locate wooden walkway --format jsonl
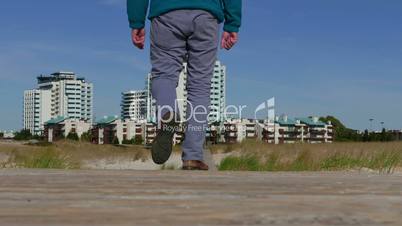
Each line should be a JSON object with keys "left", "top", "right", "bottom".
{"left": 0, "top": 169, "right": 401, "bottom": 226}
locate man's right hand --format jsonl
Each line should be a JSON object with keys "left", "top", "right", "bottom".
{"left": 132, "top": 28, "right": 146, "bottom": 49}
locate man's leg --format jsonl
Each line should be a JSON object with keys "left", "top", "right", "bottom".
{"left": 150, "top": 13, "right": 187, "bottom": 164}
{"left": 182, "top": 11, "right": 219, "bottom": 162}
{"left": 150, "top": 14, "right": 187, "bottom": 119}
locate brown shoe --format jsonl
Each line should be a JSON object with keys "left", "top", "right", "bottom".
{"left": 182, "top": 160, "right": 209, "bottom": 171}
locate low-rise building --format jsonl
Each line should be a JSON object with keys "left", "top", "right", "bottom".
{"left": 92, "top": 116, "right": 123, "bottom": 145}
{"left": 256, "top": 116, "right": 334, "bottom": 144}
{"left": 44, "top": 116, "right": 91, "bottom": 142}
{"left": 296, "top": 117, "right": 333, "bottom": 143}
{"left": 122, "top": 121, "right": 146, "bottom": 144}
{"left": 256, "top": 120, "right": 275, "bottom": 144}
{"left": 206, "top": 123, "right": 222, "bottom": 145}
{"left": 222, "top": 119, "right": 239, "bottom": 144}
{"left": 92, "top": 116, "right": 147, "bottom": 145}
{"left": 220, "top": 119, "right": 260, "bottom": 144}
{"left": 144, "top": 123, "right": 157, "bottom": 146}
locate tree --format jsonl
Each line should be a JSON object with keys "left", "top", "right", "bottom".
{"left": 14, "top": 129, "right": 33, "bottom": 141}
{"left": 320, "top": 116, "right": 362, "bottom": 142}
{"left": 0, "top": 132, "right": 4, "bottom": 138}
{"left": 66, "top": 132, "right": 79, "bottom": 141}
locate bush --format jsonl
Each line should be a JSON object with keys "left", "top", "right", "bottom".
{"left": 122, "top": 139, "right": 132, "bottom": 145}
{"left": 122, "top": 136, "right": 144, "bottom": 145}
{"left": 66, "top": 132, "right": 79, "bottom": 141}
{"left": 14, "top": 129, "right": 33, "bottom": 141}
{"left": 134, "top": 135, "right": 143, "bottom": 145}
{"left": 112, "top": 136, "right": 120, "bottom": 145}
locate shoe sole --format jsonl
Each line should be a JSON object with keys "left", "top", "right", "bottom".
{"left": 151, "top": 131, "right": 173, "bottom": 165}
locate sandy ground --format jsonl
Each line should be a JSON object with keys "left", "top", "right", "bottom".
{"left": 81, "top": 152, "right": 230, "bottom": 170}
{"left": 0, "top": 169, "right": 401, "bottom": 226}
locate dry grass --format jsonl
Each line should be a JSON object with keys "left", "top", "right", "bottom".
{"left": 2, "top": 139, "right": 402, "bottom": 172}
{"left": 217, "top": 140, "right": 402, "bottom": 173}
{"left": 0, "top": 140, "right": 150, "bottom": 169}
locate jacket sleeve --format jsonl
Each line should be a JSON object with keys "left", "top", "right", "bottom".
{"left": 222, "top": 0, "right": 242, "bottom": 33}
{"left": 127, "top": 0, "right": 149, "bottom": 29}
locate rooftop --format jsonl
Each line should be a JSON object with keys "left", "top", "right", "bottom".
{"left": 275, "top": 117, "right": 297, "bottom": 126}
{"left": 37, "top": 71, "right": 86, "bottom": 84}
{"left": 45, "top": 116, "right": 69, "bottom": 125}
{"left": 96, "top": 116, "right": 120, "bottom": 125}
{"left": 296, "top": 117, "right": 327, "bottom": 127}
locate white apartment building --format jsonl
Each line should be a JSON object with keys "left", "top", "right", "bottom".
{"left": 23, "top": 89, "right": 52, "bottom": 135}
{"left": 145, "top": 74, "right": 157, "bottom": 123}
{"left": 121, "top": 90, "right": 147, "bottom": 121}
{"left": 209, "top": 61, "right": 226, "bottom": 123}
{"left": 24, "top": 72, "right": 93, "bottom": 135}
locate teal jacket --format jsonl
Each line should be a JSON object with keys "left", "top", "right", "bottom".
{"left": 127, "top": 0, "right": 242, "bottom": 32}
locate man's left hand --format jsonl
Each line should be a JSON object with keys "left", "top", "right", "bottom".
{"left": 221, "top": 32, "right": 238, "bottom": 50}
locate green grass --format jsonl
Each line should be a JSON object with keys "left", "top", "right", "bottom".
{"left": 219, "top": 155, "right": 261, "bottom": 171}
{"left": 319, "top": 151, "right": 401, "bottom": 173}
{"left": 219, "top": 141, "right": 402, "bottom": 173}
{"left": 13, "top": 148, "right": 79, "bottom": 169}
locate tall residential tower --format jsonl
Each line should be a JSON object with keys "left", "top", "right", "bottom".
{"left": 23, "top": 72, "right": 93, "bottom": 135}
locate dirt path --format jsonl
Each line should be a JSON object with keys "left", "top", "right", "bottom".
{"left": 0, "top": 169, "right": 401, "bottom": 226}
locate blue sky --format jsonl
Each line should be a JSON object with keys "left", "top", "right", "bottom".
{"left": 0, "top": 0, "right": 401, "bottom": 131}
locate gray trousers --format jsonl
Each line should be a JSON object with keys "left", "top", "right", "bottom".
{"left": 150, "top": 10, "right": 219, "bottom": 161}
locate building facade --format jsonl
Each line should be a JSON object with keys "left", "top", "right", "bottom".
{"left": 92, "top": 116, "right": 146, "bottom": 145}
{"left": 44, "top": 116, "right": 91, "bottom": 142}
{"left": 121, "top": 90, "right": 148, "bottom": 121}
{"left": 24, "top": 72, "right": 93, "bottom": 135}
{"left": 209, "top": 61, "right": 226, "bottom": 123}
{"left": 255, "top": 116, "right": 334, "bottom": 144}
{"left": 23, "top": 89, "right": 52, "bottom": 135}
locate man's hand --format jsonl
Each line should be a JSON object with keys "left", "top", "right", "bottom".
{"left": 221, "top": 32, "right": 238, "bottom": 50}
{"left": 131, "top": 28, "right": 146, "bottom": 49}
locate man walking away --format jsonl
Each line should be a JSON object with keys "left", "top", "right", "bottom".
{"left": 127, "top": 0, "right": 242, "bottom": 170}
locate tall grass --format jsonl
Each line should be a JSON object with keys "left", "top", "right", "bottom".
{"left": 218, "top": 140, "right": 402, "bottom": 173}
{"left": 14, "top": 148, "right": 79, "bottom": 169}
{"left": 0, "top": 140, "right": 150, "bottom": 169}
